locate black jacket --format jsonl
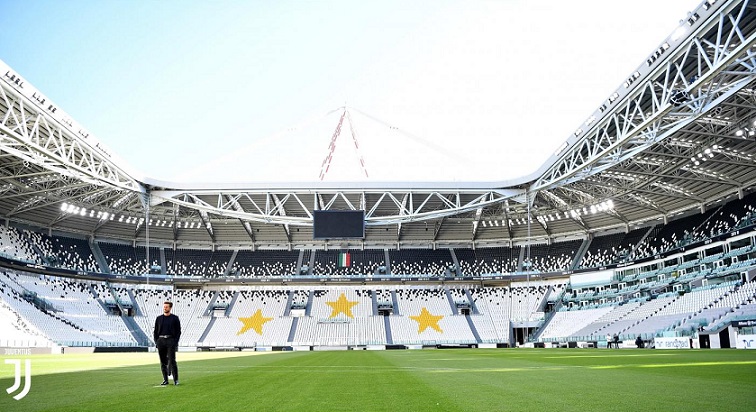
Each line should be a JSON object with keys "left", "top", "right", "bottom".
{"left": 153, "top": 313, "right": 181, "bottom": 344}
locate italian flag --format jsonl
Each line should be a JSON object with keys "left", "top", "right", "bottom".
{"left": 338, "top": 252, "right": 351, "bottom": 267}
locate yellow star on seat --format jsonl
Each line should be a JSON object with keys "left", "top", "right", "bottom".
{"left": 237, "top": 309, "right": 273, "bottom": 335}
{"left": 325, "top": 293, "right": 359, "bottom": 318}
{"left": 410, "top": 307, "right": 444, "bottom": 333}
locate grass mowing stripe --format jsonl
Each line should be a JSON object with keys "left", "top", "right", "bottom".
{"left": 0, "top": 349, "right": 754, "bottom": 411}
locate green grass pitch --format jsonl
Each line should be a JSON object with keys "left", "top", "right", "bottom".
{"left": 1, "top": 348, "right": 755, "bottom": 411}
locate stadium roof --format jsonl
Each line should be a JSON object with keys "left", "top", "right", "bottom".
{"left": 1, "top": 0, "right": 695, "bottom": 184}
{"left": 0, "top": 0, "right": 755, "bottom": 249}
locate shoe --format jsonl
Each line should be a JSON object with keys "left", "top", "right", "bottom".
{"left": 160, "top": 380, "right": 169, "bottom": 386}
{"left": 174, "top": 380, "right": 179, "bottom": 386}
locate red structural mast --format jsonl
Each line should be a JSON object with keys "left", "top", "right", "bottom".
{"left": 318, "top": 107, "right": 369, "bottom": 181}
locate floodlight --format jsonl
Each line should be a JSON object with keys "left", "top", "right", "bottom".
{"left": 671, "top": 25, "right": 687, "bottom": 42}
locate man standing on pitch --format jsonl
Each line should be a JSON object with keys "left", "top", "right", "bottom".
{"left": 154, "top": 301, "right": 181, "bottom": 385}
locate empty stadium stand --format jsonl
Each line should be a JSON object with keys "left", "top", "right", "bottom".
{"left": 1, "top": 190, "right": 755, "bottom": 350}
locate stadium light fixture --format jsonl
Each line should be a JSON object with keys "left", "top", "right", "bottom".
{"left": 686, "top": 13, "right": 699, "bottom": 26}
{"left": 671, "top": 25, "right": 687, "bottom": 41}
{"left": 703, "top": 0, "right": 716, "bottom": 11}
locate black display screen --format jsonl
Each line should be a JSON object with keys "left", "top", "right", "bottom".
{"left": 313, "top": 210, "right": 365, "bottom": 239}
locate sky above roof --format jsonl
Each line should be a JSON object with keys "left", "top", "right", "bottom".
{"left": 1, "top": 0, "right": 697, "bottom": 184}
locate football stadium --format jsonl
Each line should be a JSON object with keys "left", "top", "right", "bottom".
{"left": 1, "top": 0, "right": 756, "bottom": 411}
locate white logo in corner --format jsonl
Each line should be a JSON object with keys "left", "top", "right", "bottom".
{"left": 5, "top": 359, "right": 31, "bottom": 400}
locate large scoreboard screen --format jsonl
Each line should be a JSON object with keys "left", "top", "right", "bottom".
{"left": 313, "top": 210, "right": 365, "bottom": 239}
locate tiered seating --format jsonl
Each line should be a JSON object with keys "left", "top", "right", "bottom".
{"left": 294, "top": 316, "right": 386, "bottom": 346}
{"left": 230, "top": 250, "right": 298, "bottom": 277}
{"left": 205, "top": 250, "right": 233, "bottom": 277}
{"left": 130, "top": 287, "right": 213, "bottom": 345}
{"left": 291, "top": 289, "right": 309, "bottom": 308}
{"left": 632, "top": 209, "right": 717, "bottom": 259}
{"left": 710, "top": 281, "right": 756, "bottom": 310}
{"left": 0, "top": 275, "right": 53, "bottom": 347}
{"left": 0, "top": 226, "right": 41, "bottom": 263}
{"left": 447, "top": 288, "right": 469, "bottom": 308}
{"left": 1, "top": 218, "right": 755, "bottom": 350}
{"left": 291, "top": 288, "right": 385, "bottom": 344}
{"left": 134, "top": 245, "right": 161, "bottom": 273}
{"left": 706, "top": 303, "right": 756, "bottom": 332}
{"left": 468, "top": 288, "right": 511, "bottom": 342}
{"left": 373, "top": 289, "right": 392, "bottom": 306}
{"left": 467, "top": 313, "right": 502, "bottom": 343}
{"left": 203, "top": 289, "right": 293, "bottom": 346}
{"left": 566, "top": 301, "right": 644, "bottom": 340}
{"left": 527, "top": 240, "right": 582, "bottom": 272}
{"left": 0, "top": 272, "right": 108, "bottom": 345}
{"left": 167, "top": 248, "right": 215, "bottom": 276}
{"left": 537, "top": 306, "right": 615, "bottom": 341}
{"left": 698, "top": 192, "right": 756, "bottom": 238}
{"left": 580, "top": 228, "right": 647, "bottom": 269}
{"left": 552, "top": 285, "right": 739, "bottom": 340}
{"left": 389, "top": 287, "right": 474, "bottom": 344}
{"left": 390, "top": 249, "right": 454, "bottom": 275}
{"left": 389, "top": 313, "right": 475, "bottom": 345}
{"left": 455, "top": 246, "right": 520, "bottom": 275}
{"left": 681, "top": 281, "right": 756, "bottom": 333}
{"left": 98, "top": 242, "right": 159, "bottom": 275}
{"left": 12, "top": 274, "right": 135, "bottom": 344}
{"left": 395, "top": 288, "right": 454, "bottom": 316}
{"left": 310, "top": 288, "right": 375, "bottom": 318}
{"left": 311, "top": 249, "right": 385, "bottom": 276}
{"left": 510, "top": 285, "right": 551, "bottom": 321}
{"left": 24, "top": 232, "right": 98, "bottom": 272}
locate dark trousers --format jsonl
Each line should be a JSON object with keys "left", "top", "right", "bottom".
{"left": 157, "top": 337, "right": 178, "bottom": 381}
